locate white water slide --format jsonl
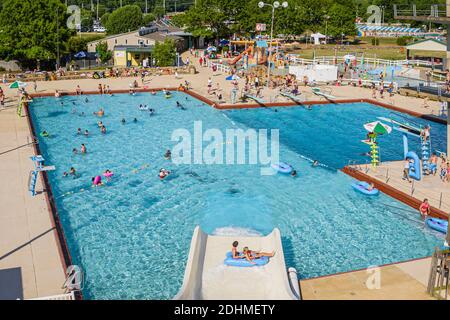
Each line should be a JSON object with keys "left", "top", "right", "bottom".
{"left": 174, "top": 227, "right": 301, "bottom": 300}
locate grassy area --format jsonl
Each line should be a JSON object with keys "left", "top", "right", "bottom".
{"left": 76, "top": 32, "right": 106, "bottom": 39}
{"left": 291, "top": 36, "right": 445, "bottom": 61}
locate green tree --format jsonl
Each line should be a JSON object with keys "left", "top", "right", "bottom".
{"left": 153, "top": 39, "right": 176, "bottom": 67}
{"left": 104, "top": 5, "right": 144, "bottom": 35}
{"left": 100, "top": 12, "right": 111, "bottom": 27}
{"left": 68, "top": 35, "right": 105, "bottom": 53}
{"left": 326, "top": 2, "right": 357, "bottom": 38}
{"left": 0, "top": 0, "right": 72, "bottom": 65}
{"left": 96, "top": 41, "right": 112, "bottom": 63}
{"left": 143, "top": 13, "right": 156, "bottom": 26}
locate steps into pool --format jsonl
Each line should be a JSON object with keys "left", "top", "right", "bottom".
{"left": 174, "top": 226, "right": 301, "bottom": 300}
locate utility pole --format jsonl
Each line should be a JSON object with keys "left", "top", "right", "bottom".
{"left": 96, "top": 0, "right": 99, "bottom": 21}
{"left": 56, "top": 7, "right": 60, "bottom": 70}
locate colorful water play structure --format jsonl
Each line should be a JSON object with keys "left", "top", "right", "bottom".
{"left": 378, "top": 115, "right": 432, "bottom": 178}
{"left": 362, "top": 121, "right": 392, "bottom": 168}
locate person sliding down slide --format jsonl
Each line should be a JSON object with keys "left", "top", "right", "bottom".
{"left": 242, "top": 247, "right": 275, "bottom": 265}
{"left": 159, "top": 169, "right": 171, "bottom": 180}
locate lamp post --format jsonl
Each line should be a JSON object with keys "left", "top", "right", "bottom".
{"left": 324, "top": 15, "right": 330, "bottom": 44}
{"left": 258, "top": 1, "right": 288, "bottom": 89}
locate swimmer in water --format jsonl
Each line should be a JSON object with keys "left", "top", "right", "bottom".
{"left": 159, "top": 168, "right": 171, "bottom": 180}
{"left": 92, "top": 176, "right": 103, "bottom": 187}
{"left": 84, "top": 129, "right": 89, "bottom": 137}
{"left": 93, "top": 108, "right": 104, "bottom": 117}
{"left": 164, "top": 150, "right": 172, "bottom": 160}
{"left": 85, "top": 98, "right": 89, "bottom": 103}
{"left": 121, "top": 118, "right": 126, "bottom": 124}
{"left": 80, "top": 112, "right": 85, "bottom": 117}
{"left": 101, "top": 126, "right": 107, "bottom": 134}
{"left": 63, "top": 172, "right": 69, "bottom": 177}
{"left": 98, "top": 121, "right": 103, "bottom": 127}
{"left": 104, "top": 169, "right": 113, "bottom": 181}
{"left": 70, "top": 167, "right": 76, "bottom": 176}
{"left": 291, "top": 170, "right": 297, "bottom": 177}
{"left": 149, "top": 109, "right": 155, "bottom": 116}
{"left": 72, "top": 148, "right": 78, "bottom": 155}
{"left": 81, "top": 144, "right": 86, "bottom": 154}
{"left": 312, "top": 160, "right": 319, "bottom": 167}
{"left": 133, "top": 118, "right": 138, "bottom": 123}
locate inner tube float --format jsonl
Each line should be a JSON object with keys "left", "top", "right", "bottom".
{"left": 426, "top": 218, "right": 448, "bottom": 234}
{"left": 103, "top": 172, "right": 114, "bottom": 178}
{"left": 40, "top": 132, "right": 49, "bottom": 138}
{"left": 352, "top": 181, "right": 379, "bottom": 196}
{"left": 93, "top": 175, "right": 103, "bottom": 186}
{"left": 139, "top": 106, "right": 149, "bottom": 111}
{"left": 224, "top": 252, "right": 270, "bottom": 268}
{"left": 271, "top": 162, "right": 293, "bottom": 174}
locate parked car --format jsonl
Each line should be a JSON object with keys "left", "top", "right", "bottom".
{"left": 93, "top": 26, "right": 106, "bottom": 33}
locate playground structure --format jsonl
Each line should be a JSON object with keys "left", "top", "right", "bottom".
{"left": 228, "top": 40, "right": 285, "bottom": 69}
{"left": 378, "top": 115, "right": 432, "bottom": 179}
{"left": 29, "top": 155, "right": 55, "bottom": 196}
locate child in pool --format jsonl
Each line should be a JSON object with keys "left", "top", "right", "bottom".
{"left": 92, "top": 176, "right": 103, "bottom": 187}
{"left": 81, "top": 144, "right": 87, "bottom": 154}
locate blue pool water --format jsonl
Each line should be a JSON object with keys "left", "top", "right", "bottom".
{"left": 29, "top": 93, "right": 446, "bottom": 300}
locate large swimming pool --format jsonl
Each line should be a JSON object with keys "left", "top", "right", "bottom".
{"left": 29, "top": 92, "right": 446, "bottom": 300}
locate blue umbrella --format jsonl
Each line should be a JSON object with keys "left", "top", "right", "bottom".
{"left": 74, "top": 51, "right": 87, "bottom": 59}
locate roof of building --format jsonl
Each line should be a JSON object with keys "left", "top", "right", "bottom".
{"left": 87, "top": 20, "right": 188, "bottom": 46}
{"left": 406, "top": 39, "right": 447, "bottom": 52}
{"left": 114, "top": 45, "right": 154, "bottom": 52}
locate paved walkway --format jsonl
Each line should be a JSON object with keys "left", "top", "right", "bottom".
{"left": 0, "top": 105, "right": 66, "bottom": 299}
{"left": 352, "top": 161, "right": 450, "bottom": 214}
{"left": 301, "top": 258, "right": 436, "bottom": 300}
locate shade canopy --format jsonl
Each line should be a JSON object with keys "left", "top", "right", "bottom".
{"left": 364, "top": 121, "right": 392, "bottom": 135}
{"left": 9, "top": 81, "right": 27, "bottom": 89}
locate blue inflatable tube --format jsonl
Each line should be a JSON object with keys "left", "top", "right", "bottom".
{"left": 271, "top": 162, "right": 293, "bottom": 174}
{"left": 224, "top": 252, "right": 270, "bottom": 267}
{"left": 406, "top": 151, "right": 421, "bottom": 181}
{"left": 351, "top": 181, "right": 379, "bottom": 196}
{"left": 426, "top": 218, "right": 448, "bottom": 234}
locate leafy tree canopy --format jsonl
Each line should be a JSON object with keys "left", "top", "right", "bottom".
{"left": 104, "top": 5, "right": 144, "bottom": 35}
{"left": 0, "top": 0, "right": 73, "bottom": 63}
{"left": 153, "top": 39, "right": 176, "bottom": 66}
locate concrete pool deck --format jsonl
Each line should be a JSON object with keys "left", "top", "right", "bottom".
{"left": 346, "top": 161, "right": 450, "bottom": 216}
{"left": 300, "top": 257, "right": 436, "bottom": 300}
{"left": 0, "top": 59, "right": 448, "bottom": 299}
{"left": 0, "top": 105, "right": 67, "bottom": 299}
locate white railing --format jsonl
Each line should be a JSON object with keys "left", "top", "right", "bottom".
{"left": 207, "top": 60, "right": 231, "bottom": 74}
{"left": 28, "top": 292, "right": 76, "bottom": 300}
{"left": 287, "top": 55, "right": 437, "bottom": 68}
